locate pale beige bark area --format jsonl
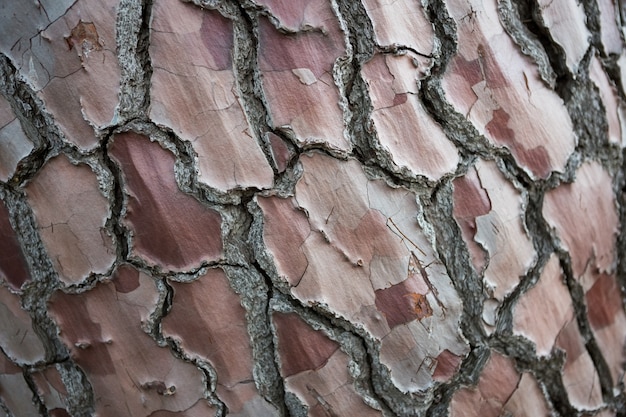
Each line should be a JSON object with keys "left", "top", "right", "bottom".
{"left": 0, "top": 0, "right": 625, "bottom": 416}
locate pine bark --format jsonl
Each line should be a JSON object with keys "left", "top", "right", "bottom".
{"left": 0, "top": 0, "right": 625, "bottom": 416}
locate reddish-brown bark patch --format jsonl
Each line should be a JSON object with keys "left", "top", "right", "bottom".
{"left": 485, "top": 109, "right": 550, "bottom": 177}
{"left": 476, "top": 44, "right": 509, "bottom": 88}
{"left": 448, "top": 56, "right": 483, "bottom": 88}
{"left": 583, "top": 270, "right": 626, "bottom": 387}
{"left": 163, "top": 269, "right": 253, "bottom": 386}
{"left": 332, "top": 209, "right": 406, "bottom": 268}
{"left": 452, "top": 168, "right": 492, "bottom": 218}
{"left": 48, "top": 289, "right": 116, "bottom": 376}
{"left": 273, "top": 311, "right": 339, "bottom": 378}
{"left": 0, "top": 200, "right": 30, "bottom": 290}
{"left": 65, "top": 21, "right": 103, "bottom": 61}
{"left": 109, "top": 132, "right": 223, "bottom": 271}
{"left": 556, "top": 314, "right": 585, "bottom": 364}
{"left": 586, "top": 273, "right": 621, "bottom": 329}
{"left": 432, "top": 350, "right": 463, "bottom": 382}
{"left": 258, "top": 16, "right": 342, "bottom": 78}
{"left": 485, "top": 108, "right": 514, "bottom": 142}
{"left": 257, "top": 196, "right": 310, "bottom": 285}
{"left": 375, "top": 279, "right": 431, "bottom": 328}
{"left": 267, "top": 132, "right": 293, "bottom": 173}
{"left": 392, "top": 93, "right": 408, "bottom": 106}
{"left": 198, "top": 11, "right": 233, "bottom": 70}
{"left": 112, "top": 264, "right": 140, "bottom": 294}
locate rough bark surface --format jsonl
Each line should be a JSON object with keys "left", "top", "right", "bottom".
{"left": 0, "top": 0, "right": 625, "bottom": 416}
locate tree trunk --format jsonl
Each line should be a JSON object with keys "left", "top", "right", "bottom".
{"left": 0, "top": 0, "right": 625, "bottom": 415}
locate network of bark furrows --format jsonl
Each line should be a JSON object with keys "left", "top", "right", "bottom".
{"left": 0, "top": 0, "right": 625, "bottom": 416}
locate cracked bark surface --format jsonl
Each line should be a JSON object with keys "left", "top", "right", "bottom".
{"left": 0, "top": 0, "right": 626, "bottom": 415}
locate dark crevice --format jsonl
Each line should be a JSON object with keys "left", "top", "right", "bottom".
{"left": 276, "top": 283, "right": 411, "bottom": 415}
{"left": 219, "top": 191, "right": 289, "bottom": 415}
{"left": 376, "top": 44, "right": 433, "bottom": 58}
{"left": 222, "top": 264, "right": 289, "bottom": 417}
{"left": 138, "top": 0, "right": 154, "bottom": 112}
{"left": 422, "top": 181, "right": 493, "bottom": 416}
{"left": 419, "top": 0, "right": 501, "bottom": 165}
{"left": 155, "top": 277, "right": 173, "bottom": 336}
{"left": 580, "top": 0, "right": 603, "bottom": 54}
{"left": 516, "top": 2, "right": 625, "bottom": 409}
{"left": 601, "top": 54, "right": 626, "bottom": 102}
{"left": 517, "top": 0, "right": 570, "bottom": 87}
{"left": 101, "top": 132, "right": 130, "bottom": 263}
{"left": 55, "top": 360, "right": 95, "bottom": 417}
{"left": 251, "top": 261, "right": 294, "bottom": 417}
{"left": 425, "top": 182, "right": 486, "bottom": 344}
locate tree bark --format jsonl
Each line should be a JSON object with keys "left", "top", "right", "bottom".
{"left": 0, "top": 0, "right": 625, "bottom": 415}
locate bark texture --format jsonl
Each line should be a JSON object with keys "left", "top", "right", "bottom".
{"left": 0, "top": 0, "right": 625, "bottom": 416}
